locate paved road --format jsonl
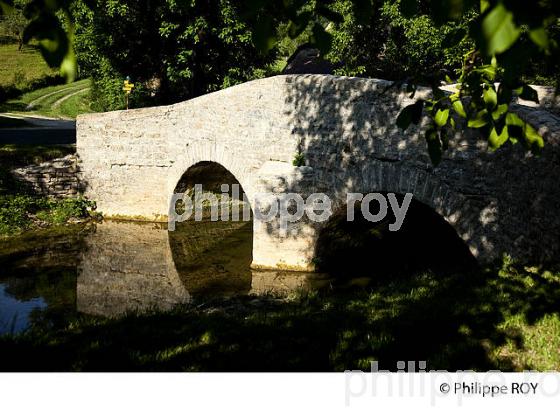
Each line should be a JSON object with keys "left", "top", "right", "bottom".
{"left": 0, "top": 115, "right": 76, "bottom": 145}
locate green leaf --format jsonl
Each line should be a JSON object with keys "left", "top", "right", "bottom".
{"left": 23, "top": 13, "right": 76, "bottom": 81}
{"left": 452, "top": 100, "right": 467, "bottom": 118}
{"left": 488, "top": 126, "right": 509, "bottom": 151}
{"left": 523, "top": 124, "right": 544, "bottom": 154}
{"left": 483, "top": 87, "right": 498, "bottom": 109}
{"left": 434, "top": 108, "right": 450, "bottom": 127}
{"left": 468, "top": 110, "right": 489, "bottom": 128}
{"left": 425, "top": 128, "right": 442, "bottom": 166}
{"left": 396, "top": 100, "right": 424, "bottom": 130}
{"left": 480, "top": 3, "right": 521, "bottom": 55}
{"left": 474, "top": 65, "right": 497, "bottom": 80}
{"left": 492, "top": 104, "right": 509, "bottom": 121}
{"left": 505, "top": 114, "right": 545, "bottom": 153}
{"left": 529, "top": 27, "right": 549, "bottom": 50}
{"left": 480, "top": 0, "right": 490, "bottom": 13}
{"left": 505, "top": 112, "right": 524, "bottom": 127}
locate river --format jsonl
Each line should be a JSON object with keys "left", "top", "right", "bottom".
{"left": 0, "top": 220, "right": 331, "bottom": 335}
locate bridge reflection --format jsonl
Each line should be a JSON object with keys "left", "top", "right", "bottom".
{"left": 77, "top": 221, "right": 328, "bottom": 318}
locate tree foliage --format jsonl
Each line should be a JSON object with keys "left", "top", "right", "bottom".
{"left": 395, "top": 0, "right": 558, "bottom": 164}
{"left": 240, "top": 0, "right": 559, "bottom": 163}
{"left": 325, "top": 0, "right": 474, "bottom": 81}
{"left": 70, "top": 0, "right": 273, "bottom": 110}
{"left": 243, "top": 0, "right": 558, "bottom": 164}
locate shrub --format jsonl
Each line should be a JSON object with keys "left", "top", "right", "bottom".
{"left": 0, "top": 195, "right": 95, "bottom": 236}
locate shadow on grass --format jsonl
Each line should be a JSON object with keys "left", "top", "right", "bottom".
{"left": 1, "top": 259, "right": 558, "bottom": 372}
{"left": 0, "top": 101, "right": 27, "bottom": 113}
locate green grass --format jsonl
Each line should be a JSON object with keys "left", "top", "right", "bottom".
{"left": 0, "top": 258, "right": 558, "bottom": 371}
{"left": 0, "top": 43, "right": 58, "bottom": 89}
{"left": 58, "top": 87, "right": 96, "bottom": 118}
{"left": 0, "top": 79, "right": 95, "bottom": 119}
{"left": 0, "top": 39, "right": 94, "bottom": 119}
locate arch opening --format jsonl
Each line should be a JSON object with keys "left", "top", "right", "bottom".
{"left": 314, "top": 193, "right": 477, "bottom": 282}
{"left": 169, "top": 161, "right": 254, "bottom": 298}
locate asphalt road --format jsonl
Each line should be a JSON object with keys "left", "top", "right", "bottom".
{"left": 0, "top": 115, "right": 76, "bottom": 145}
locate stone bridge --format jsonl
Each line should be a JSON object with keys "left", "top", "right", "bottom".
{"left": 77, "top": 75, "right": 560, "bottom": 270}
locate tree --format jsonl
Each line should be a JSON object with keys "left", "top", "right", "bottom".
{"left": 70, "top": 0, "right": 274, "bottom": 110}
{"left": 325, "top": 0, "right": 474, "bottom": 81}
{"left": 394, "top": 0, "right": 558, "bottom": 164}
{"left": 0, "top": 0, "right": 26, "bottom": 50}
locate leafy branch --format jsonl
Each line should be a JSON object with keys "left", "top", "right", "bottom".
{"left": 1, "top": 0, "right": 77, "bottom": 81}
{"left": 396, "top": 0, "right": 557, "bottom": 164}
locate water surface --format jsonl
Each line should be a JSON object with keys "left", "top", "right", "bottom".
{"left": 0, "top": 220, "right": 328, "bottom": 335}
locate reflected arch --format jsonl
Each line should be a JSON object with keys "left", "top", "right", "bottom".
{"left": 167, "top": 159, "right": 254, "bottom": 297}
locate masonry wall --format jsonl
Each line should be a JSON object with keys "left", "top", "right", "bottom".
{"left": 11, "top": 155, "right": 84, "bottom": 198}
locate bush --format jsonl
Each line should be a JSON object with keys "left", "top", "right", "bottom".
{"left": 36, "top": 197, "right": 96, "bottom": 225}
{"left": 0, "top": 195, "right": 95, "bottom": 236}
{"left": 0, "top": 195, "right": 39, "bottom": 235}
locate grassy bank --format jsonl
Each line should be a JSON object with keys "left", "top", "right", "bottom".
{"left": 0, "top": 259, "right": 558, "bottom": 371}
{"left": 0, "top": 43, "right": 58, "bottom": 89}
{"left": 1, "top": 79, "right": 94, "bottom": 119}
{"left": 0, "top": 195, "right": 96, "bottom": 236}
{"left": 0, "top": 43, "right": 64, "bottom": 104}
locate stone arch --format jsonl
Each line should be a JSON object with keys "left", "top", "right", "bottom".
{"left": 166, "top": 141, "right": 257, "bottom": 214}
{"left": 317, "top": 162, "right": 482, "bottom": 262}
{"left": 166, "top": 141, "right": 258, "bottom": 269}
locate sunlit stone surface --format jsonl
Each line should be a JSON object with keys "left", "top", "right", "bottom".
{"left": 78, "top": 75, "right": 560, "bottom": 267}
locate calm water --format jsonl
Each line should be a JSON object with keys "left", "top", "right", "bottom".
{"left": 0, "top": 220, "right": 329, "bottom": 335}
